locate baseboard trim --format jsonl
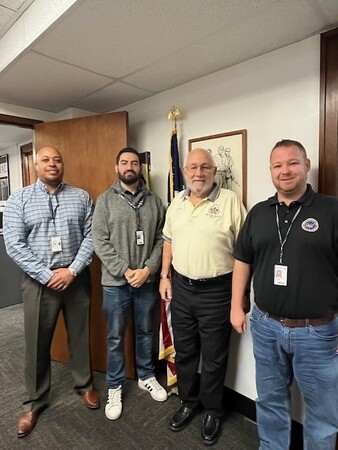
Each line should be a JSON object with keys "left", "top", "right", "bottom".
{"left": 223, "top": 386, "right": 304, "bottom": 450}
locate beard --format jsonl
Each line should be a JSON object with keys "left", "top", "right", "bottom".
{"left": 185, "top": 178, "right": 214, "bottom": 197}
{"left": 118, "top": 170, "right": 142, "bottom": 185}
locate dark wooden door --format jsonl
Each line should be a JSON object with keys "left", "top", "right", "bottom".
{"left": 34, "top": 112, "right": 136, "bottom": 377}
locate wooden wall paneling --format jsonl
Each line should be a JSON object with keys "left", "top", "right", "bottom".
{"left": 34, "top": 112, "right": 136, "bottom": 378}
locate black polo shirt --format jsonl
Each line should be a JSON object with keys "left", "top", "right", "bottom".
{"left": 234, "top": 185, "right": 338, "bottom": 318}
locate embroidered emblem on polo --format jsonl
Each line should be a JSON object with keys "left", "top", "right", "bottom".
{"left": 301, "top": 218, "right": 319, "bottom": 232}
{"left": 208, "top": 205, "right": 220, "bottom": 218}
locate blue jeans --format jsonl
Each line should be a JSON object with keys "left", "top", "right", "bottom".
{"left": 250, "top": 305, "right": 338, "bottom": 450}
{"left": 102, "top": 283, "right": 157, "bottom": 388}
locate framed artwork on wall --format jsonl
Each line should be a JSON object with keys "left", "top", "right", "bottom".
{"left": 188, "top": 129, "right": 247, "bottom": 206}
{"left": 0, "top": 154, "right": 10, "bottom": 206}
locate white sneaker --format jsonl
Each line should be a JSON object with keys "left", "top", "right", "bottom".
{"left": 138, "top": 377, "right": 168, "bottom": 402}
{"left": 105, "top": 386, "right": 122, "bottom": 420}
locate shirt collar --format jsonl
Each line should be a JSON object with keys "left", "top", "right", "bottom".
{"left": 183, "top": 182, "right": 220, "bottom": 202}
{"left": 36, "top": 178, "right": 64, "bottom": 194}
{"left": 113, "top": 178, "right": 146, "bottom": 195}
{"left": 268, "top": 184, "right": 316, "bottom": 207}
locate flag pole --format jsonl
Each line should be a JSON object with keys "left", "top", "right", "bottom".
{"left": 167, "top": 107, "right": 183, "bottom": 204}
{"left": 158, "top": 107, "right": 184, "bottom": 392}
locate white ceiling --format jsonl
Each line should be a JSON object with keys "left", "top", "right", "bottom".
{"left": 0, "top": 0, "right": 337, "bottom": 148}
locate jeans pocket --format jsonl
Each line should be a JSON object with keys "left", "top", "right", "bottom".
{"left": 250, "top": 305, "right": 265, "bottom": 324}
{"left": 309, "top": 318, "right": 338, "bottom": 341}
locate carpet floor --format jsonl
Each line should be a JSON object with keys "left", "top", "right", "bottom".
{"left": 0, "top": 303, "right": 259, "bottom": 449}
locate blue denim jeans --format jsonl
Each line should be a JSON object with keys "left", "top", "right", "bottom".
{"left": 102, "top": 282, "right": 157, "bottom": 388}
{"left": 250, "top": 305, "right": 338, "bottom": 450}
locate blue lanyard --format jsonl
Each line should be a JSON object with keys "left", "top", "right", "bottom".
{"left": 48, "top": 193, "right": 59, "bottom": 233}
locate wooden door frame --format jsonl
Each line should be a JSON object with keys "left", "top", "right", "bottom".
{"left": 319, "top": 27, "right": 338, "bottom": 195}
{"left": 20, "top": 142, "right": 35, "bottom": 186}
{"left": 318, "top": 25, "right": 338, "bottom": 450}
{"left": 0, "top": 113, "right": 42, "bottom": 129}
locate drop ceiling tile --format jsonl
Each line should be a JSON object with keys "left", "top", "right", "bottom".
{"left": 0, "top": 5, "right": 15, "bottom": 27}
{"left": 32, "top": 0, "right": 279, "bottom": 79}
{"left": 0, "top": 51, "right": 113, "bottom": 112}
{"left": 73, "top": 81, "right": 153, "bottom": 113}
{"left": 0, "top": 0, "right": 27, "bottom": 10}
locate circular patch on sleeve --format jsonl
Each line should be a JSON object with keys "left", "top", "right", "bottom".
{"left": 301, "top": 218, "right": 319, "bottom": 232}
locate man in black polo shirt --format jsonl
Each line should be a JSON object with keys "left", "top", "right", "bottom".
{"left": 231, "top": 139, "right": 338, "bottom": 450}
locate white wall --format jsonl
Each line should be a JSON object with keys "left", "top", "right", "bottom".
{"left": 122, "top": 35, "right": 320, "bottom": 421}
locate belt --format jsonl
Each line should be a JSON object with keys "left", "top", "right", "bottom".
{"left": 175, "top": 272, "right": 231, "bottom": 286}
{"left": 258, "top": 307, "right": 335, "bottom": 328}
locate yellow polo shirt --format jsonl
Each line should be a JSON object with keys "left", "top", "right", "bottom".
{"left": 163, "top": 185, "right": 247, "bottom": 279}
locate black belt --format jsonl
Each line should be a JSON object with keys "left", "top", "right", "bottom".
{"left": 175, "top": 272, "right": 231, "bottom": 286}
{"left": 258, "top": 307, "right": 336, "bottom": 328}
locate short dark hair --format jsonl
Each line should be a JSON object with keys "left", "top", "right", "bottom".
{"left": 116, "top": 147, "right": 140, "bottom": 164}
{"left": 271, "top": 139, "right": 307, "bottom": 159}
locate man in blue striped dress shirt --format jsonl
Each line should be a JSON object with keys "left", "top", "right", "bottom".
{"left": 3, "top": 146, "right": 100, "bottom": 438}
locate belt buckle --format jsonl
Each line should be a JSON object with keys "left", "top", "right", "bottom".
{"left": 280, "top": 317, "right": 286, "bottom": 326}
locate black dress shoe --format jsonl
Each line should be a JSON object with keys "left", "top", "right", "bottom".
{"left": 170, "top": 405, "right": 197, "bottom": 431}
{"left": 201, "top": 414, "right": 222, "bottom": 446}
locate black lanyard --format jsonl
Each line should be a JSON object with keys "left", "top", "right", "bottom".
{"left": 119, "top": 194, "right": 144, "bottom": 230}
{"left": 275, "top": 204, "right": 302, "bottom": 264}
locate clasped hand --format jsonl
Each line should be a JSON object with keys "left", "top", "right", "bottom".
{"left": 125, "top": 267, "right": 150, "bottom": 288}
{"left": 47, "top": 268, "right": 75, "bottom": 291}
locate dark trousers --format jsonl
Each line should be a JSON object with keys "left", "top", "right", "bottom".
{"left": 171, "top": 273, "right": 232, "bottom": 417}
{"left": 21, "top": 269, "right": 93, "bottom": 412}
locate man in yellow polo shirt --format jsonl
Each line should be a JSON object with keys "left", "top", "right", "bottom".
{"left": 160, "top": 148, "right": 246, "bottom": 446}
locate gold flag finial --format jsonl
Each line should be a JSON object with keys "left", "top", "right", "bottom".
{"left": 168, "top": 107, "right": 180, "bottom": 121}
{"left": 168, "top": 107, "right": 180, "bottom": 133}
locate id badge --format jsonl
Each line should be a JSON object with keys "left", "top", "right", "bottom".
{"left": 51, "top": 236, "right": 62, "bottom": 253}
{"left": 274, "top": 264, "right": 287, "bottom": 286}
{"left": 136, "top": 230, "right": 144, "bottom": 246}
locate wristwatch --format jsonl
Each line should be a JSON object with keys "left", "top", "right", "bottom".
{"left": 160, "top": 274, "right": 169, "bottom": 279}
{"left": 68, "top": 268, "right": 78, "bottom": 277}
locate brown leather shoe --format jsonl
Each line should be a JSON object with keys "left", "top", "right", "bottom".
{"left": 81, "top": 390, "right": 100, "bottom": 409}
{"left": 17, "top": 411, "right": 38, "bottom": 438}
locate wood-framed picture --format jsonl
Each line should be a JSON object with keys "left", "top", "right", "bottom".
{"left": 188, "top": 129, "right": 247, "bottom": 206}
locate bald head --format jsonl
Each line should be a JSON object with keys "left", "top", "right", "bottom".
{"left": 184, "top": 148, "right": 215, "bottom": 167}
{"left": 35, "top": 146, "right": 62, "bottom": 161}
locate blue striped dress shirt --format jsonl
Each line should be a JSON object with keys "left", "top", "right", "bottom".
{"left": 3, "top": 179, "right": 94, "bottom": 284}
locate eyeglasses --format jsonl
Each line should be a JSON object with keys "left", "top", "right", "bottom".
{"left": 185, "top": 165, "right": 214, "bottom": 174}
